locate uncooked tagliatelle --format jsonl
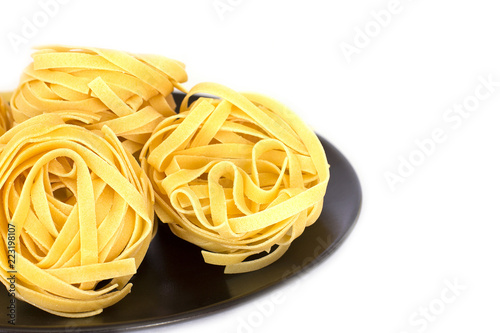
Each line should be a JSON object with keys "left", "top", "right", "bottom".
{"left": 0, "top": 113, "right": 155, "bottom": 317}
{"left": 0, "top": 94, "right": 11, "bottom": 135}
{"left": 10, "top": 45, "right": 188, "bottom": 153}
{"left": 141, "top": 82, "right": 330, "bottom": 273}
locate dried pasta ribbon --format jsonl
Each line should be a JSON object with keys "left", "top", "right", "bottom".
{"left": 10, "top": 45, "right": 188, "bottom": 153}
{"left": 141, "top": 82, "right": 330, "bottom": 273}
{"left": 0, "top": 94, "right": 12, "bottom": 135}
{"left": 0, "top": 113, "right": 155, "bottom": 317}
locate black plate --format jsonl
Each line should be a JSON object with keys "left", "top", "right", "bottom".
{"left": 0, "top": 93, "right": 362, "bottom": 332}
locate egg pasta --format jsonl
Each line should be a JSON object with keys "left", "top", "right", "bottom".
{"left": 141, "top": 82, "right": 329, "bottom": 273}
{"left": 0, "top": 113, "right": 155, "bottom": 317}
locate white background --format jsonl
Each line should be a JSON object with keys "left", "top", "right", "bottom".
{"left": 1, "top": 0, "right": 500, "bottom": 332}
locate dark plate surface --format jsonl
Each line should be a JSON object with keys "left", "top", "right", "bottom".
{"left": 0, "top": 93, "right": 362, "bottom": 332}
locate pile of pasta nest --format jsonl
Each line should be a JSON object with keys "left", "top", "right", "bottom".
{"left": 0, "top": 46, "right": 330, "bottom": 318}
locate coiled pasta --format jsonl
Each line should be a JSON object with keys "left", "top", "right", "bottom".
{"left": 10, "top": 45, "right": 188, "bottom": 153}
{"left": 141, "top": 82, "right": 330, "bottom": 273}
{"left": 0, "top": 113, "right": 155, "bottom": 317}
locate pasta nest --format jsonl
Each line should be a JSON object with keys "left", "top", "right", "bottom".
{"left": 0, "top": 113, "right": 155, "bottom": 317}
{"left": 141, "top": 82, "right": 330, "bottom": 273}
{"left": 10, "top": 45, "right": 188, "bottom": 153}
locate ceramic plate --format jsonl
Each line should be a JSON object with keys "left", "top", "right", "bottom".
{"left": 0, "top": 93, "right": 362, "bottom": 332}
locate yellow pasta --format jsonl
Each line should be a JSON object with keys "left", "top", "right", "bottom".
{"left": 0, "top": 113, "right": 155, "bottom": 317}
{"left": 141, "top": 82, "right": 330, "bottom": 273}
{"left": 0, "top": 94, "right": 12, "bottom": 135}
{"left": 10, "top": 45, "right": 188, "bottom": 153}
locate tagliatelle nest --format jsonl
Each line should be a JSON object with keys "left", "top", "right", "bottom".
{"left": 0, "top": 113, "right": 154, "bottom": 317}
{"left": 141, "top": 82, "right": 330, "bottom": 273}
{"left": 10, "top": 45, "right": 188, "bottom": 153}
